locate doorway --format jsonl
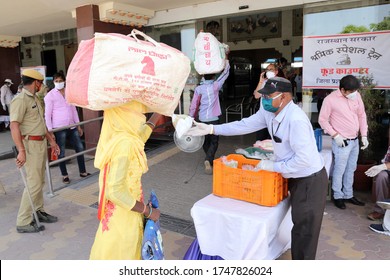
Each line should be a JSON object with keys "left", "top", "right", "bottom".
{"left": 41, "top": 49, "right": 57, "bottom": 77}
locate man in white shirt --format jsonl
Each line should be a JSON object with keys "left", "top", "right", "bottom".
{"left": 187, "top": 77, "right": 328, "bottom": 260}
{"left": 1, "top": 79, "right": 14, "bottom": 112}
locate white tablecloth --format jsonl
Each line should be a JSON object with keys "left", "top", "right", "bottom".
{"left": 0, "top": 115, "right": 10, "bottom": 127}
{"left": 320, "top": 134, "right": 334, "bottom": 177}
{"left": 191, "top": 194, "right": 293, "bottom": 260}
{"left": 321, "top": 149, "right": 332, "bottom": 177}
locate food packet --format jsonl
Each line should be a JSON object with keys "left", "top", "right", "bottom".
{"left": 253, "top": 139, "right": 273, "bottom": 152}
{"left": 242, "top": 164, "right": 256, "bottom": 171}
{"left": 221, "top": 156, "right": 238, "bottom": 168}
{"left": 171, "top": 114, "right": 193, "bottom": 138}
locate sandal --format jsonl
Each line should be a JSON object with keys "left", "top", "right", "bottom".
{"left": 80, "top": 172, "right": 91, "bottom": 178}
{"left": 62, "top": 176, "right": 70, "bottom": 184}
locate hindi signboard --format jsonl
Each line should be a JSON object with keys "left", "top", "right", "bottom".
{"left": 303, "top": 31, "right": 390, "bottom": 89}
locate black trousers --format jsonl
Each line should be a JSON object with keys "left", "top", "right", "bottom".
{"left": 288, "top": 167, "right": 328, "bottom": 260}
{"left": 202, "top": 120, "right": 219, "bottom": 164}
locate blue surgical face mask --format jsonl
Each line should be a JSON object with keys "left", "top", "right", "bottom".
{"left": 262, "top": 93, "right": 282, "bottom": 113}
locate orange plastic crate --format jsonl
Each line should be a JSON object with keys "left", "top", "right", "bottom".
{"left": 213, "top": 154, "right": 288, "bottom": 206}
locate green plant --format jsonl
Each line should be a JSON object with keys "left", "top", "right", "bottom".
{"left": 358, "top": 75, "right": 386, "bottom": 163}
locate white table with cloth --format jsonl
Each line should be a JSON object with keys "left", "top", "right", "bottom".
{"left": 190, "top": 194, "right": 292, "bottom": 260}
{"left": 186, "top": 135, "right": 333, "bottom": 260}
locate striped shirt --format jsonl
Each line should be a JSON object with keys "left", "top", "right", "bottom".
{"left": 318, "top": 89, "right": 368, "bottom": 138}
{"left": 214, "top": 101, "right": 324, "bottom": 179}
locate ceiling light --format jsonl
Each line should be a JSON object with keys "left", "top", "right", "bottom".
{"left": 98, "top": 1, "right": 154, "bottom": 27}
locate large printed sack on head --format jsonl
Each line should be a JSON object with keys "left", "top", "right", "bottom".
{"left": 66, "top": 30, "right": 191, "bottom": 116}
{"left": 193, "top": 32, "right": 226, "bottom": 75}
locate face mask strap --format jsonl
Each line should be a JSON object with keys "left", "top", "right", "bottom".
{"left": 271, "top": 92, "right": 283, "bottom": 100}
{"left": 35, "top": 80, "right": 41, "bottom": 93}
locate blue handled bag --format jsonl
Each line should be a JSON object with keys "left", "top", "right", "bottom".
{"left": 141, "top": 191, "right": 164, "bottom": 260}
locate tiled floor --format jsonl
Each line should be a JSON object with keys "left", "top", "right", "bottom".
{"left": 278, "top": 190, "right": 390, "bottom": 260}
{"left": 0, "top": 130, "right": 389, "bottom": 260}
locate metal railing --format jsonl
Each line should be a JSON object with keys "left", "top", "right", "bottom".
{"left": 46, "top": 116, "right": 103, "bottom": 197}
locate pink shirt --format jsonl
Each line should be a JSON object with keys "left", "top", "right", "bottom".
{"left": 44, "top": 88, "right": 80, "bottom": 131}
{"left": 319, "top": 89, "right": 368, "bottom": 139}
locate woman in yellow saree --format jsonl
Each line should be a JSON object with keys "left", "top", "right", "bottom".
{"left": 90, "top": 101, "right": 161, "bottom": 260}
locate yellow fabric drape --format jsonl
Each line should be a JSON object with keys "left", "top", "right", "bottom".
{"left": 94, "top": 101, "right": 151, "bottom": 171}
{"left": 90, "top": 101, "right": 153, "bottom": 260}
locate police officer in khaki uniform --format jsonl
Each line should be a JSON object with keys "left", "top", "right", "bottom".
{"left": 10, "top": 69, "right": 60, "bottom": 233}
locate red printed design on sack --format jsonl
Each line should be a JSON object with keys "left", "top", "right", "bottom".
{"left": 202, "top": 35, "right": 212, "bottom": 68}
{"left": 204, "top": 41, "right": 210, "bottom": 51}
{"left": 141, "top": 56, "right": 155, "bottom": 76}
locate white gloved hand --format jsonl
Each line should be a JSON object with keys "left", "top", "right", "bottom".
{"left": 256, "top": 159, "right": 275, "bottom": 172}
{"left": 361, "top": 136, "right": 369, "bottom": 150}
{"left": 2, "top": 105, "right": 6, "bottom": 111}
{"left": 365, "top": 163, "right": 387, "bottom": 177}
{"left": 185, "top": 121, "right": 213, "bottom": 136}
{"left": 333, "top": 134, "right": 345, "bottom": 147}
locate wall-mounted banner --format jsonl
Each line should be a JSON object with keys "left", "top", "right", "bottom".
{"left": 303, "top": 31, "right": 390, "bottom": 89}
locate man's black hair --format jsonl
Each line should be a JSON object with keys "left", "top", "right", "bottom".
{"left": 206, "top": 20, "right": 220, "bottom": 30}
{"left": 21, "top": 75, "right": 36, "bottom": 86}
{"left": 277, "top": 57, "right": 287, "bottom": 65}
{"left": 53, "top": 70, "right": 66, "bottom": 81}
{"left": 339, "top": 75, "right": 360, "bottom": 91}
{"left": 204, "top": 74, "right": 215, "bottom": 81}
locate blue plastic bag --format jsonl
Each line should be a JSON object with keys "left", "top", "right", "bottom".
{"left": 141, "top": 190, "right": 164, "bottom": 260}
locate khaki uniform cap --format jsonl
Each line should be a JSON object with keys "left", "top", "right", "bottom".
{"left": 22, "top": 69, "right": 44, "bottom": 81}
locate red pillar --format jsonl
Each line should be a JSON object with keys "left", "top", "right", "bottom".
{"left": 75, "top": 5, "right": 134, "bottom": 151}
